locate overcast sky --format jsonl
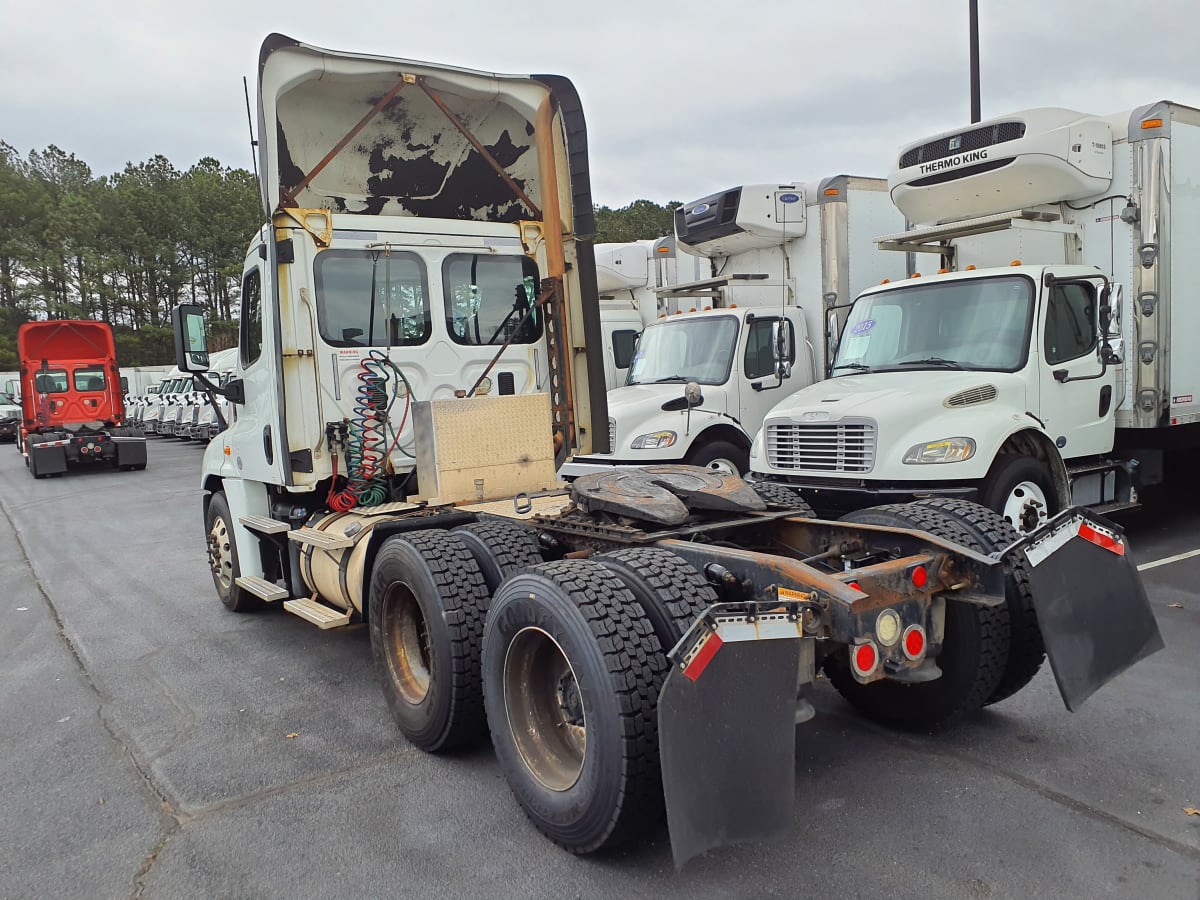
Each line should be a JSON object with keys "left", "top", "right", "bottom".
{"left": 2, "top": 0, "right": 1196, "bottom": 207}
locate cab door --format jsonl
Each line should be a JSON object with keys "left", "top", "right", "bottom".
{"left": 737, "top": 311, "right": 801, "bottom": 437}
{"left": 225, "top": 242, "right": 289, "bottom": 486}
{"left": 1037, "top": 277, "right": 1116, "bottom": 459}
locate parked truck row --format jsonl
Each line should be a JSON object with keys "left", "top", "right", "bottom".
{"left": 170, "top": 34, "right": 1164, "bottom": 867}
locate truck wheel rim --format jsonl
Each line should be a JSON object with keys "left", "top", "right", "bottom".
{"left": 705, "top": 457, "right": 740, "bottom": 477}
{"left": 1003, "top": 480, "right": 1049, "bottom": 532}
{"left": 503, "top": 627, "right": 586, "bottom": 792}
{"left": 381, "top": 583, "right": 431, "bottom": 704}
{"left": 207, "top": 518, "right": 234, "bottom": 590}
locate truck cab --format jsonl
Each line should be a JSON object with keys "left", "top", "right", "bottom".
{"left": 17, "top": 320, "right": 147, "bottom": 476}
{"left": 568, "top": 305, "right": 806, "bottom": 475}
{"left": 753, "top": 103, "right": 1200, "bottom": 529}
{"left": 754, "top": 264, "right": 1115, "bottom": 529}
{"left": 0, "top": 381, "right": 19, "bottom": 443}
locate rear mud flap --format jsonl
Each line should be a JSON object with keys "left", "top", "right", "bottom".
{"left": 658, "top": 637, "right": 800, "bottom": 868}
{"left": 1014, "top": 512, "right": 1164, "bottom": 711}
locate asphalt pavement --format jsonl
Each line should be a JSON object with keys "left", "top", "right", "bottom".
{"left": 1, "top": 436, "right": 1197, "bottom": 899}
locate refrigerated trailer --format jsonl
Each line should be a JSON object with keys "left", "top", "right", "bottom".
{"left": 752, "top": 103, "right": 1200, "bottom": 530}
{"left": 174, "top": 36, "right": 1163, "bottom": 867}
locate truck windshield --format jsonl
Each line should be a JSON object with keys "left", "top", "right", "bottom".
{"left": 834, "top": 275, "right": 1033, "bottom": 374}
{"left": 626, "top": 316, "right": 739, "bottom": 386}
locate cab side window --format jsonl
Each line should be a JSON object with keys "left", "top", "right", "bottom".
{"left": 744, "top": 317, "right": 794, "bottom": 380}
{"left": 240, "top": 268, "right": 263, "bottom": 367}
{"left": 1045, "top": 283, "right": 1097, "bottom": 365}
{"left": 612, "top": 330, "right": 638, "bottom": 370}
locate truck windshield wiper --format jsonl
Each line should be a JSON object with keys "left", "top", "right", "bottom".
{"left": 652, "top": 375, "right": 690, "bottom": 383}
{"left": 831, "top": 362, "right": 871, "bottom": 372}
{"left": 896, "top": 357, "right": 964, "bottom": 369}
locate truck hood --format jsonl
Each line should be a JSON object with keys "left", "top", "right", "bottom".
{"left": 258, "top": 34, "right": 561, "bottom": 221}
{"left": 0, "top": 402, "right": 20, "bottom": 420}
{"left": 756, "top": 370, "right": 1030, "bottom": 479}
{"left": 605, "top": 383, "right": 731, "bottom": 454}
{"left": 765, "top": 370, "right": 1026, "bottom": 422}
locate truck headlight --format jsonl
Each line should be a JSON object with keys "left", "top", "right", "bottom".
{"left": 631, "top": 430, "right": 677, "bottom": 450}
{"left": 903, "top": 437, "right": 975, "bottom": 464}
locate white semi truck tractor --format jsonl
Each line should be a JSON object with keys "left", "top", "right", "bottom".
{"left": 562, "top": 178, "right": 906, "bottom": 477}
{"left": 752, "top": 103, "right": 1200, "bottom": 531}
{"left": 173, "top": 37, "right": 1163, "bottom": 867}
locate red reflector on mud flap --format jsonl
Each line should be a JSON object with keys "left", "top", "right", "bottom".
{"left": 1078, "top": 522, "right": 1124, "bottom": 556}
{"left": 682, "top": 631, "right": 724, "bottom": 682}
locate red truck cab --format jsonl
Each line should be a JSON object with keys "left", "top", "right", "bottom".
{"left": 18, "top": 320, "right": 148, "bottom": 478}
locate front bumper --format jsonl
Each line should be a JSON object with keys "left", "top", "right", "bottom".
{"left": 754, "top": 474, "right": 979, "bottom": 516}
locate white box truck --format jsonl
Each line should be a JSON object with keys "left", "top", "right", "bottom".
{"left": 594, "top": 237, "right": 707, "bottom": 389}
{"left": 563, "top": 178, "right": 905, "bottom": 477}
{"left": 751, "top": 102, "right": 1200, "bottom": 529}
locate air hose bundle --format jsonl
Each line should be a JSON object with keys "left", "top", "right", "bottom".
{"left": 328, "top": 349, "right": 416, "bottom": 511}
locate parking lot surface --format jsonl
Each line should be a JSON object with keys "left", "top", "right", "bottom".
{"left": 1, "top": 437, "right": 1198, "bottom": 899}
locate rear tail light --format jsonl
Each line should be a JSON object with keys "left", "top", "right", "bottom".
{"left": 875, "top": 610, "right": 901, "bottom": 645}
{"left": 902, "top": 625, "right": 927, "bottom": 660}
{"left": 851, "top": 640, "right": 879, "bottom": 677}
{"left": 910, "top": 565, "right": 928, "bottom": 588}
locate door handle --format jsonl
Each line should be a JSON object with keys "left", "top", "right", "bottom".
{"left": 263, "top": 425, "right": 273, "bottom": 464}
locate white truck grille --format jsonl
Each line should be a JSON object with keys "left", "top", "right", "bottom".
{"left": 606, "top": 417, "right": 616, "bottom": 455}
{"left": 766, "top": 421, "right": 876, "bottom": 472}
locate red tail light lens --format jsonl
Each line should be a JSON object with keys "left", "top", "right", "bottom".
{"left": 903, "top": 625, "right": 927, "bottom": 660}
{"left": 852, "top": 641, "right": 879, "bottom": 677}
{"left": 910, "top": 565, "right": 928, "bottom": 588}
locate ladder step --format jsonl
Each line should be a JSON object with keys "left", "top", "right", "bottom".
{"left": 283, "top": 597, "right": 352, "bottom": 629}
{"left": 235, "top": 576, "right": 289, "bottom": 602}
{"left": 1067, "top": 461, "right": 1122, "bottom": 477}
{"left": 1090, "top": 500, "right": 1140, "bottom": 517}
{"left": 287, "top": 527, "right": 353, "bottom": 550}
{"left": 240, "top": 515, "right": 291, "bottom": 535}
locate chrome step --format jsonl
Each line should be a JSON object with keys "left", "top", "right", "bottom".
{"left": 1067, "top": 460, "right": 1123, "bottom": 477}
{"left": 234, "top": 576, "right": 289, "bottom": 602}
{"left": 287, "top": 527, "right": 353, "bottom": 550}
{"left": 240, "top": 515, "right": 290, "bottom": 535}
{"left": 283, "top": 597, "right": 351, "bottom": 629}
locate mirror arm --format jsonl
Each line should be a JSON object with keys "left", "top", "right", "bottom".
{"left": 191, "top": 371, "right": 231, "bottom": 430}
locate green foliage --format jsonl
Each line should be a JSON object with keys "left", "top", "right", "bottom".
{"left": 0, "top": 143, "right": 261, "bottom": 366}
{"left": 594, "top": 199, "right": 682, "bottom": 244}
{"left": 0, "top": 138, "right": 675, "bottom": 366}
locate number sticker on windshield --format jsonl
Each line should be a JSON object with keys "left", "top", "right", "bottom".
{"left": 850, "top": 319, "right": 876, "bottom": 335}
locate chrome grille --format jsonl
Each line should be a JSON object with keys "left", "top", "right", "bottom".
{"left": 766, "top": 421, "right": 876, "bottom": 472}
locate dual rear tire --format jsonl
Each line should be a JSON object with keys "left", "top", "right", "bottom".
{"left": 367, "top": 526, "right": 714, "bottom": 853}
{"left": 827, "top": 499, "right": 1044, "bottom": 729}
